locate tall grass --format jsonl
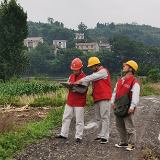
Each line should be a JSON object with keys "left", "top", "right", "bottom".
{"left": 0, "top": 81, "right": 160, "bottom": 159}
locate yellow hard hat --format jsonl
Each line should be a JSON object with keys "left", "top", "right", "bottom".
{"left": 87, "top": 57, "right": 101, "bottom": 67}
{"left": 123, "top": 60, "right": 138, "bottom": 72}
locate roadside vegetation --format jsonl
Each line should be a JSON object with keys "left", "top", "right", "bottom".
{"left": 142, "top": 146, "right": 159, "bottom": 160}
{"left": 0, "top": 77, "right": 159, "bottom": 159}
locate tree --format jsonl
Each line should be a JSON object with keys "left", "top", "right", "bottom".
{"left": 0, "top": 0, "right": 30, "bottom": 82}
{"left": 55, "top": 21, "right": 60, "bottom": 27}
{"left": 78, "top": 22, "right": 87, "bottom": 33}
{"left": 27, "top": 42, "right": 52, "bottom": 74}
{"left": 47, "top": 17, "right": 54, "bottom": 24}
{"left": 109, "top": 22, "right": 115, "bottom": 30}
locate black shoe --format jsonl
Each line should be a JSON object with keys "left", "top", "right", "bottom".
{"left": 55, "top": 135, "right": 67, "bottom": 139}
{"left": 76, "top": 138, "right": 82, "bottom": 143}
{"left": 94, "top": 138, "right": 101, "bottom": 141}
{"left": 100, "top": 138, "right": 108, "bottom": 144}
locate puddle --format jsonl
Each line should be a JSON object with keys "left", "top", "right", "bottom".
{"left": 158, "top": 134, "right": 160, "bottom": 141}
{"left": 84, "top": 122, "right": 97, "bottom": 129}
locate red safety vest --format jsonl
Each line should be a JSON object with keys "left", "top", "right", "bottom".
{"left": 116, "top": 76, "right": 139, "bottom": 112}
{"left": 92, "top": 67, "right": 112, "bottom": 102}
{"left": 67, "top": 72, "right": 87, "bottom": 107}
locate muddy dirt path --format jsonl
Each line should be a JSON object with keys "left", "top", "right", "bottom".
{"left": 12, "top": 95, "right": 160, "bottom": 160}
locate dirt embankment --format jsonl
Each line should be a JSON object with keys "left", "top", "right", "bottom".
{"left": 0, "top": 105, "right": 52, "bottom": 133}
{"left": 10, "top": 95, "right": 160, "bottom": 160}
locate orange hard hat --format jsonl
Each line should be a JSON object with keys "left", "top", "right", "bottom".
{"left": 71, "top": 58, "right": 83, "bottom": 70}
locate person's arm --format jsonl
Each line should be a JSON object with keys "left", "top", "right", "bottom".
{"left": 130, "top": 83, "right": 140, "bottom": 110}
{"left": 67, "top": 76, "right": 71, "bottom": 83}
{"left": 111, "top": 82, "right": 118, "bottom": 108}
{"left": 81, "top": 69, "right": 108, "bottom": 83}
{"left": 80, "top": 80, "right": 90, "bottom": 86}
{"left": 111, "top": 83, "right": 117, "bottom": 103}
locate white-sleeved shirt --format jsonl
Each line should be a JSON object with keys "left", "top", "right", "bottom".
{"left": 111, "top": 77, "right": 140, "bottom": 110}
{"left": 67, "top": 75, "right": 89, "bottom": 87}
{"left": 81, "top": 68, "right": 108, "bottom": 83}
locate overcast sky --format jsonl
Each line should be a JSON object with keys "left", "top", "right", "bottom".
{"left": 11, "top": 0, "right": 160, "bottom": 29}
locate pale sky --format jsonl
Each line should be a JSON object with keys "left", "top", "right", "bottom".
{"left": 8, "top": 0, "right": 160, "bottom": 29}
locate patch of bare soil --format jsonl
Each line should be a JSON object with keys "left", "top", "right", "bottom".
{"left": 0, "top": 105, "right": 52, "bottom": 133}
{"left": 10, "top": 95, "right": 160, "bottom": 160}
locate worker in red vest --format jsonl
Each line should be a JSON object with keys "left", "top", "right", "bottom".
{"left": 76, "top": 57, "right": 112, "bottom": 144}
{"left": 55, "top": 58, "right": 88, "bottom": 142}
{"left": 111, "top": 60, "right": 140, "bottom": 151}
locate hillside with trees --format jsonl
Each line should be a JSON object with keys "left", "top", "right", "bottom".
{"left": 25, "top": 34, "right": 160, "bottom": 80}
{"left": 88, "top": 22, "right": 160, "bottom": 48}
{"left": 27, "top": 21, "right": 160, "bottom": 48}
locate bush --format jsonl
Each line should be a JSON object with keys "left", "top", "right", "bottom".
{"left": 147, "top": 68, "right": 160, "bottom": 82}
{"left": 29, "top": 93, "right": 66, "bottom": 107}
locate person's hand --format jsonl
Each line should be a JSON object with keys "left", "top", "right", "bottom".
{"left": 128, "top": 108, "right": 134, "bottom": 114}
{"left": 111, "top": 103, "right": 115, "bottom": 109}
{"left": 69, "top": 82, "right": 74, "bottom": 88}
{"left": 74, "top": 80, "right": 82, "bottom": 85}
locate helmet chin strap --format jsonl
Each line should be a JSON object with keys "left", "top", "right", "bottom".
{"left": 126, "top": 66, "right": 132, "bottom": 74}
{"left": 94, "top": 65, "right": 98, "bottom": 72}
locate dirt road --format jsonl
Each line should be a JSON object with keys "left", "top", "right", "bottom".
{"left": 13, "top": 95, "right": 160, "bottom": 160}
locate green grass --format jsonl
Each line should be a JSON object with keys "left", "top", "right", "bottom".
{"left": 0, "top": 105, "right": 65, "bottom": 160}
{"left": 0, "top": 82, "right": 62, "bottom": 97}
{"left": 29, "top": 93, "right": 66, "bottom": 107}
{"left": 140, "top": 83, "right": 160, "bottom": 96}
{"left": 142, "top": 146, "right": 159, "bottom": 160}
{"left": 0, "top": 81, "right": 160, "bottom": 159}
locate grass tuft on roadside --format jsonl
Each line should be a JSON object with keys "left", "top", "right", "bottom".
{"left": 142, "top": 146, "right": 159, "bottom": 160}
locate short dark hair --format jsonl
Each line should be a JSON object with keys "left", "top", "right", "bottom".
{"left": 129, "top": 66, "right": 135, "bottom": 75}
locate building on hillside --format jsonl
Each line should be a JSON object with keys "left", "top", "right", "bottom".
{"left": 75, "top": 33, "right": 84, "bottom": 39}
{"left": 53, "top": 40, "right": 67, "bottom": 49}
{"left": 24, "top": 37, "right": 43, "bottom": 50}
{"left": 99, "top": 43, "right": 111, "bottom": 51}
{"left": 51, "top": 46, "right": 58, "bottom": 55}
{"left": 76, "top": 42, "right": 111, "bottom": 53}
{"left": 76, "top": 43, "right": 99, "bottom": 53}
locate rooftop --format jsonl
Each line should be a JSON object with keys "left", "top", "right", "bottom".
{"left": 53, "top": 40, "right": 67, "bottom": 42}
{"left": 98, "top": 43, "right": 110, "bottom": 47}
{"left": 76, "top": 43, "right": 97, "bottom": 46}
{"left": 24, "top": 37, "right": 43, "bottom": 41}
{"left": 75, "top": 33, "right": 84, "bottom": 36}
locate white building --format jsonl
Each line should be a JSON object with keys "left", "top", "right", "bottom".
{"left": 53, "top": 40, "right": 67, "bottom": 49}
{"left": 75, "top": 33, "right": 84, "bottom": 39}
{"left": 24, "top": 37, "right": 43, "bottom": 50}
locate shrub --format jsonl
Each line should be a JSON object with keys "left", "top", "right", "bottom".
{"left": 147, "top": 68, "right": 160, "bottom": 82}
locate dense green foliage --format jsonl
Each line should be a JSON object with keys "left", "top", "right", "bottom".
{"left": 28, "top": 21, "right": 75, "bottom": 45}
{"left": 0, "top": 0, "right": 30, "bottom": 82}
{"left": 89, "top": 22, "right": 160, "bottom": 48}
{"left": 26, "top": 35, "right": 160, "bottom": 78}
{"left": 0, "top": 82, "right": 62, "bottom": 97}
{"left": 28, "top": 21, "right": 160, "bottom": 48}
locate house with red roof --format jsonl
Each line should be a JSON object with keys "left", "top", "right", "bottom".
{"left": 75, "top": 42, "right": 111, "bottom": 53}
{"left": 99, "top": 43, "right": 111, "bottom": 51}
{"left": 75, "top": 33, "right": 84, "bottom": 39}
{"left": 76, "top": 43, "right": 99, "bottom": 53}
{"left": 24, "top": 37, "right": 43, "bottom": 50}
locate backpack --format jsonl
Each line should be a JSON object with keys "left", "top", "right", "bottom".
{"left": 114, "top": 79, "right": 135, "bottom": 117}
